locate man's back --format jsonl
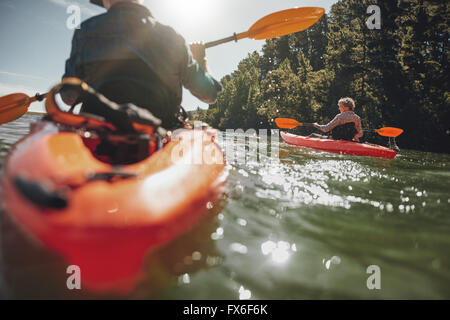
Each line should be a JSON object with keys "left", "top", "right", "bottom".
{"left": 64, "top": 2, "right": 221, "bottom": 128}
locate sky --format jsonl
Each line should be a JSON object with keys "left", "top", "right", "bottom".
{"left": 0, "top": 0, "right": 337, "bottom": 112}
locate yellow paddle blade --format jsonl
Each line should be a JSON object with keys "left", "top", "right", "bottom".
{"left": 0, "top": 93, "right": 31, "bottom": 124}
{"left": 205, "top": 7, "right": 325, "bottom": 48}
{"left": 275, "top": 118, "right": 302, "bottom": 129}
{"left": 374, "top": 127, "right": 404, "bottom": 138}
{"left": 248, "top": 7, "right": 325, "bottom": 40}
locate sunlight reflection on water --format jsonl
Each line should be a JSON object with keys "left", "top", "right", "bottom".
{"left": 1, "top": 119, "right": 450, "bottom": 299}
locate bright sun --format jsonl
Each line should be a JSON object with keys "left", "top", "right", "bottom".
{"left": 163, "top": 0, "right": 213, "bottom": 20}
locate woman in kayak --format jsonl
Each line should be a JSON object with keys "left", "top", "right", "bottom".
{"left": 62, "top": 0, "right": 222, "bottom": 129}
{"left": 313, "top": 97, "right": 364, "bottom": 142}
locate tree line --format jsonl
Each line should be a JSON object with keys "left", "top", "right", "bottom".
{"left": 192, "top": 0, "right": 449, "bottom": 153}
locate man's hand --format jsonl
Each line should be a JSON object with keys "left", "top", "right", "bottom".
{"left": 189, "top": 42, "right": 208, "bottom": 71}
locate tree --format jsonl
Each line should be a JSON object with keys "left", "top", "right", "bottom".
{"left": 198, "top": 0, "right": 449, "bottom": 152}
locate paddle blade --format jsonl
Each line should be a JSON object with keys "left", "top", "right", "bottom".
{"left": 0, "top": 93, "right": 31, "bottom": 124}
{"left": 375, "top": 127, "right": 404, "bottom": 138}
{"left": 248, "top": 7, "right": 325, "bottom": 40}
{"left": 275, "top": 118, "right": 302, "bottom": 129}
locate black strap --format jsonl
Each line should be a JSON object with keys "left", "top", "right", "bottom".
{"left": 14, "top": 176, "right": 68, "bottom": 210}
{"left": 74, "top": 83, "right": 167, "bottom": 137}
{"left": 14, "top": 171, "right": 138, "bottom": 211}
{"left": 86, "top": 171, "right": 137, "bottom": 183}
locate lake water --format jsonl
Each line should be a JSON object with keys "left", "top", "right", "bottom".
{"left": 1, "top": 115, "right": 449, "bottom": 299}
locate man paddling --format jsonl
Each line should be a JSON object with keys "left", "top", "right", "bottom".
{"left": 313, "top": 97, "right": 363, "bottom": 142}
{"left": 62, "top": 0, "right": 222, "bottom": 129}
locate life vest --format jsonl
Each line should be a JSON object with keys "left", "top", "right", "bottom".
{"left": 330, "top": 122, "right": 357, "bottom": 141}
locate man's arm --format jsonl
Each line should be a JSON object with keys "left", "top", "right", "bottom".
{"left": 180, "top": 40, "right": 222, "bottom": 104}
{"left": 313, "top": 114, "right": 342, "bottom": 133}
{"left": 353, "top": 117, "right": 364, "bottom": 141}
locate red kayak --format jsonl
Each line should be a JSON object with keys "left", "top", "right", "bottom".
{"left": 280, "top": 131, "right": 397, "bottom": 159}
{"left": 1, "top": 79, "right": 227, "bottom": 293}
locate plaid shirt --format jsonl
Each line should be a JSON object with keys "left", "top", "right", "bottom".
{"left": 317, "top": 111, "right": 363, "bottom": 139}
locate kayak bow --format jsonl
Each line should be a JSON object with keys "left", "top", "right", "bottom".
{"left": 1, "top": 80, "right": 227, "bottom": 293}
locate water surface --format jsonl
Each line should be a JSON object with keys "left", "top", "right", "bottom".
{"left": 1, "top": 115, "right": 449, "bottom": 299}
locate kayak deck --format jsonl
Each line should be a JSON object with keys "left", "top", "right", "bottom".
{"left": 280, "top": 131, "right": 397, "bottom": 159}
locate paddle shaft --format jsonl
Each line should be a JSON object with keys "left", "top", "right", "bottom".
{"left": 206, "top": 32, "right": 246, "bottom": 48}
{"left": 275, "top": 118, "right": 403, "bottom": 138}
{"left": 284, "top": 122, "right": 315, "bottom": 128}
{"left": 0, "top": 93, "right": 46, "bottom": 113}
{"left": 25, "top": 93, "right": 47, "bottom": 109}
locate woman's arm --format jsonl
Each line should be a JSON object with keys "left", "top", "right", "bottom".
{"left": 353, "top": 117, "right": 364, "bottom": 141}
{"left": 314, "top": 114, "right": 341, "bottom": 133}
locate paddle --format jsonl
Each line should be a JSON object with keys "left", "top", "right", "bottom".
{"left": 275, "top": 118, "right": 314, "bottom": 129}
{"left": 372, "top": 127, "right": 404, "bottom": 138}
{"left": 205, "top": 7, "right": 325, "bottom": 48}
{"left": 274, "top": 118, "right": 404, "bottom": 138}
{"left": 0, "top": 93, "right": 47, "bottom": 125}
{"left": 0, "top": 7, "right": 325, "bottom": 125}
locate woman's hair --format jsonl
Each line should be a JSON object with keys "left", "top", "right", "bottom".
{"left": 338, "top": 97, "right": 355, "bottom": 110}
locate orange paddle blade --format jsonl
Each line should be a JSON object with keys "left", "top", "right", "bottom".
{"left": 275, "top": 118, "right": 303, "bottom": 129}
{"left": 205, "top": 7, "right": 325, "bottom": 48}
{"left": 374, "top": 127, "right": 404, "bottom": 138}
{"left": 0, "top": 93, "right": 32, "bottom": 124}
{"left": 248, "top": 7, "right": 325, "bottom": 40}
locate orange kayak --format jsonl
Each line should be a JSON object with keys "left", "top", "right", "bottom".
{"left": 2, "top": 120, "right": 226, "bottom": 293}
{"left": 281, "top": 131, "right": 397, "bottom": 159}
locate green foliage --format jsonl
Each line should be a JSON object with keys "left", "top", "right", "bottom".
{"left": 198, "top": 0, "right": 449, "bottom": 152}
